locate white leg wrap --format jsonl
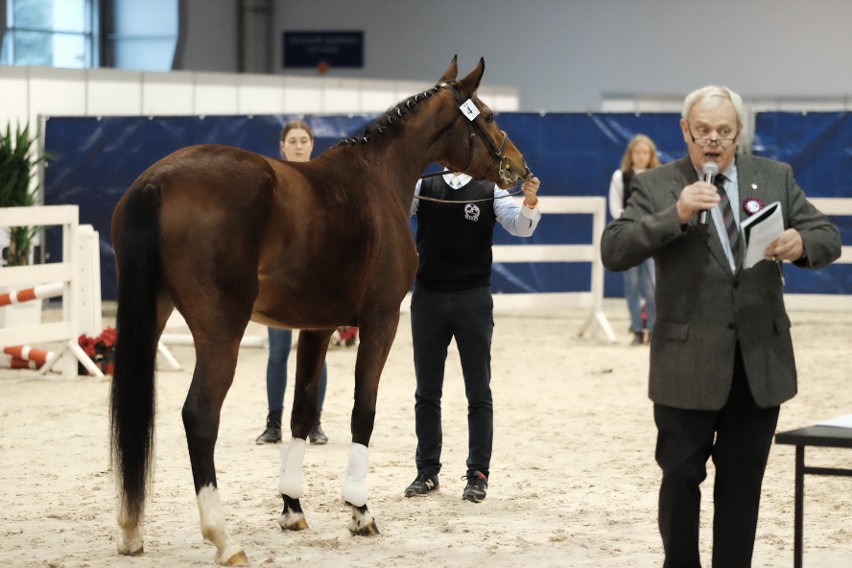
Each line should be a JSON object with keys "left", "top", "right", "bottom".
{"left": 278, "top": 438, "right": 307, "bottom": 498}
{"left": 197, "top": 485, "right": 244, "bottom": 565}
{"left": 341, "top": 443, "right": 369, "bottom": 507}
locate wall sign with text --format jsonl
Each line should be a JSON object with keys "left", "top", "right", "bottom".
{"left": 283, "top": 31, "right": 364, "bottom": 69}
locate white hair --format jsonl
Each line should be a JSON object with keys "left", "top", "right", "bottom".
{"left": 681, "top": 86, "right": 745, "bottom": 124}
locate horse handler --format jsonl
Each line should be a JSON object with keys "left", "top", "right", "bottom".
{"left": 405, "top": 170, "right": 541, "bottom": 503}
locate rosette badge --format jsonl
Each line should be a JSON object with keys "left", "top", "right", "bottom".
{"left": 743, "top": 196, "right": 764, "bottom": 216}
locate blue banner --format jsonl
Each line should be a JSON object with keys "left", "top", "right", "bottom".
{"left": 753, "top": 112, "right": 852, "bottom": 294}
{"left": 43, "top": 111, "right": 851, "bottom": 300}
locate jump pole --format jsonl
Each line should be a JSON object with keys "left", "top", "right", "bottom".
{"left": 4, "top": 345, "right": 56, "bottom": 366}
{"left": 0, "top": 282, "right": 64, "bottom": 307}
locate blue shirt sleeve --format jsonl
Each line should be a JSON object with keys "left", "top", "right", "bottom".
{"left": 493, "top": 186, "right": 541, "bottom": 237}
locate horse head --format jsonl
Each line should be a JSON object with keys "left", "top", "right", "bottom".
{"left": 436, "top": 56, "right": 530, "bottom": 189}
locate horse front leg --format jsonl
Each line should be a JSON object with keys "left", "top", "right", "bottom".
{"left": 277, "top": 437, "right": 308, "bottom": 530}
{"left": 343, "top": 443, "right": 379, "bottom": 535}
{"left": 277, "top": 329, "right": 332, "bottom": 531}
{"left": 183, "top": 337, "right": 248, "bottom": 566}
{"left": 341, "top": 313, "right": 400, "bottom": 536}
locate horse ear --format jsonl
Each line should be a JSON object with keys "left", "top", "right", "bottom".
{"left": 438, "top": 55, "right": 458, "bottom": 83}
{"left": 458, "top": 57, "right": 485, "bottom": 96}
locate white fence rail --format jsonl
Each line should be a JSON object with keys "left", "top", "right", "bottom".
{"left": 0, "top": 206, "right": 101, "bottom": 377}
{"left": 783, "top": 198, "right": 852, "bottom": 311}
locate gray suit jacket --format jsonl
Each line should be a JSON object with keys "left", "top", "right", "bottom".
{"left": 601, "top": 155, "right": 841, "bottom": 410}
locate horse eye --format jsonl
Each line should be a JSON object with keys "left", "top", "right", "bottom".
{"left": 485, "top": 114, "right": 495, "bottom": 124}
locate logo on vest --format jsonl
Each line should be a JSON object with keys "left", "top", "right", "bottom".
{"left": 464, "top": 203, "right": 480, "bottom": 222}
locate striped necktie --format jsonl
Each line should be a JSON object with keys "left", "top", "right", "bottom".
{"left": 716, "top": 175, "right": 740, "bottom": 264}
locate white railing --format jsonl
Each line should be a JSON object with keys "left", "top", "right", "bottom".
{"left": 495, "top": 196, "right": 614, "bottom": 341}
{"left": 0, "top": 206, "right": 101, "bottom": 377}
{"left": 783, "top": 198, "right": 852, "bottom": 311}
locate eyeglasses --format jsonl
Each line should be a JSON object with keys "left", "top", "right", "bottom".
{"left": 686, "top": 123, "right": 738, "bottom": 148}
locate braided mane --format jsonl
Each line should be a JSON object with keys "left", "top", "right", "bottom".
{"left": 335, "top": 84, "right": 446, "bottom": 147}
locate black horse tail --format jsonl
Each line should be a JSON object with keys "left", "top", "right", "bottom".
{"left": 110, "top": 182, "right": 162, "bottom": 524}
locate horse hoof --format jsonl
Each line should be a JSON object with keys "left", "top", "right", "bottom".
{"left": 221, "top": 549, "right": 249, "bottom": 566}
{"left": 349, "top": 520, "right": 380, "bottom": 536}
{"left": 279, "top": 515, "right": 309, "bottom": 531}
{"left": 117, "top": 526, "right": 144, "bottom": 557}
{"left": 347, "top": 503, "right": 380, "bottom": 536}
{"left": 117, "top": 544, "right": 144, "bottom": 557}
{"left": 280, "top": 494, "right": 309, "bottom": 531}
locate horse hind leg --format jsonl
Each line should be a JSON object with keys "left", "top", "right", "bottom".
{"left": 117, "top": 502, "right": 144, "bottom": 556}
{"left": 191, "top": 409, "right": 249, "bottom": 565}
{"left": 197, "top": 486, "right": 248, "bottom": 565}
{"left": 183, "top": 322, "right": 251, "bottom": 564}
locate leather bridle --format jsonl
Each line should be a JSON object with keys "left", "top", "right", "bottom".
{"left": 417, "top": 82, "right": 525, "bottom": 204}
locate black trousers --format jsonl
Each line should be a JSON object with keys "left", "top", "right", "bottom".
{"left": 654, "top": 345, "right": 780, "bottom": 568}
{"left": 410, "top": 284, "right": 494, "bottom": 478}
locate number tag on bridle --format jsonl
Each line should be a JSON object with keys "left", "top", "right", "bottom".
{"left": 459, "top": 99, "right": 480, "bottom": 121}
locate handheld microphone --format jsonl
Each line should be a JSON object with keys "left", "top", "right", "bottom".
{"left": 698, "top": 161, "right": 720, "bottom": 225}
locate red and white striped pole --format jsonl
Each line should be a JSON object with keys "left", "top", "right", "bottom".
{"left": 1, "top": 357, "right": 42, "bottom": 370}
{"left": 3, "top": 345, "right": 56, "bottom": 367}
{"left": 0, "top": 282, "right": 64, "bottom": 307}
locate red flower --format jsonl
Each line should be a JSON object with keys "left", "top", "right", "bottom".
{"left": 78, "top": 326, "right": 117, "bottom": 356}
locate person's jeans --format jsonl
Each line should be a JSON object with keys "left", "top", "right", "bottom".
{"left": 624, "top": 257, "right": 656, "bottom": 333}
{"left": 266, "top": 327, "right": 327, "bottom": 413}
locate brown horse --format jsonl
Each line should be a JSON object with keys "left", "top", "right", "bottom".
{"left": 109, "top": 57, "right": 530, "bottom": 565}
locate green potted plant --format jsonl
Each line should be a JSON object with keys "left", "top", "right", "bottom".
{"left": 1, "top": 122, "right": 46, "bottom": 266}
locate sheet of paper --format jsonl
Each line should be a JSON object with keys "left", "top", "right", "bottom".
{"left": 815, "top": 414, "right": 852, "bottom": 428}
{"left": 741, "top": 201, "right": 784, "bottom": 269}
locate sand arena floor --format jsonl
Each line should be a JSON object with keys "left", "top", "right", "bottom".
{"left": 1, "top": 300, "right": 851, "bottom": 567}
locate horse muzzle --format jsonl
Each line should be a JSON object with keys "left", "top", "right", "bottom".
{"left": 497, "top": 156, "right": 530, "bottom": 188}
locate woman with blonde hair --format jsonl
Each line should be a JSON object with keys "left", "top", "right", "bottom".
{"left": 607, "top": 134, "right": 662, "bottom": 345}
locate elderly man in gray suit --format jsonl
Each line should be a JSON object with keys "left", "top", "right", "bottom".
{"left": 601, "top": 85, "right": 841, "bottom": 567}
